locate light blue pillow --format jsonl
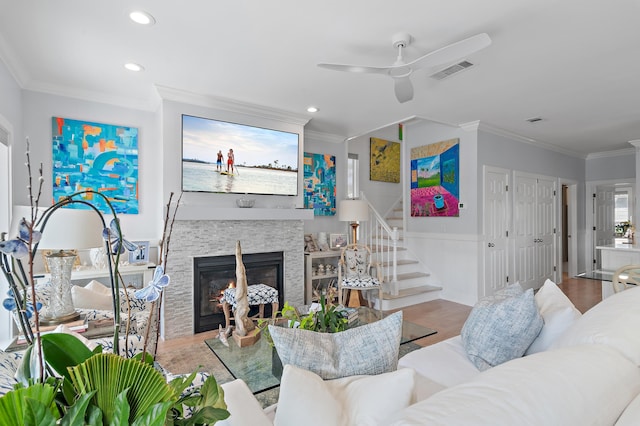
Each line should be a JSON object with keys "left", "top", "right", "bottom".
{"left": 269, "top": 311, "right": 402, "bottom": 380}
{"left": 461, "top": 284, "right": 543, "bottom": 371}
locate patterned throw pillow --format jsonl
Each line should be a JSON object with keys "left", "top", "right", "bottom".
{"left": 269, "top": 311, "right": 403, "bottom": 380}
{"left": 461, "top": 283, "right": 543, "bottom": 371}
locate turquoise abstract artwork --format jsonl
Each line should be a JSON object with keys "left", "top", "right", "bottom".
{"left": 303, "top": 152, "right": 336, "bottom": 216}
{"left": 52, "top": 117, "right": 139, "bottom": 214}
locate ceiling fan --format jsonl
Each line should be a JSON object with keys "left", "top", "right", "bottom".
{"left": 318, "top": 32, "right": 491, "bottom": 103}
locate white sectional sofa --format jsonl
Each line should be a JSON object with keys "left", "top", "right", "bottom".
{"left": 216, "top": 281, "right": 640, "bottom": 425}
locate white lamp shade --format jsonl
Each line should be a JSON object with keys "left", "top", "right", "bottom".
{"left": 338, "top": 199, "right": 369, "bottom": 222}
{"left": 10, "top": 205, "right": 104, "bottom": 250}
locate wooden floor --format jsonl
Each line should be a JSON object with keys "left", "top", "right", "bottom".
{"left": 156, "top": 274, "right": 602, "bottom": 375}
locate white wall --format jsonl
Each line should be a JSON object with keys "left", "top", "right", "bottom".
{"left": 348, "top": 125, "right": 403, "bottom": 217}
{"left": 18, "top": 91, "right": 163, "bottom": 242}
{"left": 586, "top": 151, "right": 635, "bottom": 182}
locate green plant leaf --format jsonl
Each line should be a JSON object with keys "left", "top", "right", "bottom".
{"left": 185, "top": 406, "right": 231, "bottom": 425}
{"left": 59, "top": 390, "right": 96, "bottom": 426}
{"left": 40, "top": 333, "right": 94, "bottom": 381}
{"left": 132, "top": 352, "right": 154, "bottom": 366}
{"left": 199, "top": 376, "right": 226, "bottom": 409}
{"left": 85, "top": 405, "right": 103, "bottom": 425}
{"left": 24, "top": 397, "right": 57, "bottom": 426}
{"left": 168, "top": 371, "right": 198, "bottom": 397}
{"left": 130, "top": 401, "right": 174, "bottom": 426}
{"left": 110, "top": 388, "right": 132, "bottom": 426}
{"left": 67, "top": 353, "right": 175, "bottom": 425}
{"left": 0, "top": 383, "right": 57, "bottom": 426}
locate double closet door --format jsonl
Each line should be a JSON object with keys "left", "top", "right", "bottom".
{"left": 483, "top": 168, "right": 557, "bottom": 296}
{"left": 513, "top": 172, "right": 557, "bottom": 290}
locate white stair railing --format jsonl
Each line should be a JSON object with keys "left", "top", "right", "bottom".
{"left": 359, "top": 195, "right": 400, "bottom": 296}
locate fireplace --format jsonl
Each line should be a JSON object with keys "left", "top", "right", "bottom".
{"left": 193, "top": 251, "right": 285, "bottom": 333}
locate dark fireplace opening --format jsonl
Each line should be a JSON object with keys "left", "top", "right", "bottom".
{"left": 193, "top": 252, "right": 284, "bottom": 333}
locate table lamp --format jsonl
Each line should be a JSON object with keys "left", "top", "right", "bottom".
{"left": 338, "top": 199, "right": 369, "bottom": 244}
{"left": 11, "top": 205, "right": 104, "bottom": 324}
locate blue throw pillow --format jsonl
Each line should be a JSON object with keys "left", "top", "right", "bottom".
{"left": 461, "top": 284, "right": 543, "bottom": 371}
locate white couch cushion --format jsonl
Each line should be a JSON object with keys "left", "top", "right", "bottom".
{"left": 551, "top": 285, "right": 640, "bottom": 365}
{"left": 389, "top": 345, "right": 640, "bottom": 426}
{"left": 398, "top": 336, "right": 480, "bottom": 388}
{"left": 616, "top": 392, "right": 640, "bottom": 426}
{"left": 461, "top": 284, "right": 543, "bottom": 370}
{"left": 215, "top": 379, "right": 273, "bottom": 426}
{"left": 274, "top": 365, "right": 414, "bottom": 426}
{"left": 525, "top": 278, "right": 582, "bottom": 354}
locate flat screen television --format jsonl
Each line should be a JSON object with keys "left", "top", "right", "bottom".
{"left": 181, "top": 114, "right": 300, "bottom": 196}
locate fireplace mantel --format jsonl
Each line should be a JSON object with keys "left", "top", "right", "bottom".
{"left": 175, "top": 206, "right": 314, "bottom": 221}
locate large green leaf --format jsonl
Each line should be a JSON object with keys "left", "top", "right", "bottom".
{"left": 59, "top": 390, "right": 96, "bottom": 426}
{"left": 67, "top": 353, "right": 175, "bottom": 424}
{"left": 0, "top": 383, "right": 57, "bottom": 426}
{"left": 40, "top": 333, "right": 95, "bottom": 381}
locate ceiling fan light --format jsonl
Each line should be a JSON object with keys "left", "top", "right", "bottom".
{"left": 307, "top": 106, "right": 319, "bottom": 113}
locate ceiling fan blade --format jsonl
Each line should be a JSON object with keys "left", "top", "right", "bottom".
{"left": 317, "top": 63, "right": 390, "bottom": 75}
{"left": 394, "top": 76, "right": 414, "bottom": 103}
{"left": 407, "top": 33, "right": 491, "bottom": 71}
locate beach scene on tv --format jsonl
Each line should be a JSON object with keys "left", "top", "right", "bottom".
{"left": 182, "top": 115, "right": 299, "bottom": 195}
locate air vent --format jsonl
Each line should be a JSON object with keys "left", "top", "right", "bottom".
{"left": 526, "top": 117, "right": 543, "bottom": 123}
{"left": 429, "top": 60, "right": 474, "bottom": 80}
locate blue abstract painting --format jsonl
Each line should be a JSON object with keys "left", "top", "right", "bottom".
{"left": 303, "top": 152, "right": 336, "bottom": 216}
{"left": 52, "top": 117, "right": 139, "bottom": 214}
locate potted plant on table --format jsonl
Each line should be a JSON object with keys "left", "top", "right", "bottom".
{"left": 0, "top": 141, "right": 229, "bottom": 425}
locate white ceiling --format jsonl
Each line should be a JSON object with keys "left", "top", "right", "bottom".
{"left": 1, "top": 0, "right": 639, "bottom": 157}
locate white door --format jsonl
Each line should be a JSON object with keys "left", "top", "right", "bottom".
{"left": 536, "top": 177, "right": 556, "bottom": 284}
{"left": 513, "top": 174, "right": 537, "bottom": 290}
{"left": 483, "top": 167, "right": 509, "bottom": 297}
{"left": 513, "top": 172, "right": 557, "bottom": 291}
{"left": 594, "top": 186, "right": 615, "bottom": 269}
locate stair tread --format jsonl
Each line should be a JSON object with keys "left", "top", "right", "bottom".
{"left": 397, "top": 271, "right": 430, "bottom": 280}
{"left": 382, "top": 285, "right": 441, "bottom": 300}
{"left": 380, "top": 259, "right": 418, "bottom": 267}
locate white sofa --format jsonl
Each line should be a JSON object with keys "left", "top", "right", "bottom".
{"left": 216, "top": 281, "right": 640, "bottom": 425}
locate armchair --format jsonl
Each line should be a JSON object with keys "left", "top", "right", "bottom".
{"left": 337, "top": 243, "right": 383, "bottom": 315}
{"left": 612, "top": 264, "right": 640, "bottom": 293}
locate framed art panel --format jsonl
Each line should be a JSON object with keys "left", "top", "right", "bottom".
{"left": 303, "top": 152, "right": 336, "bottom": 216}
{"left": 370, "top": 137, "right": 400, "bottom": 183}
{"left": 410, "top": 138, "right": 460, "bottom": 217}
{"left": 52, "top": 117, "right": 139, "bottom": 214}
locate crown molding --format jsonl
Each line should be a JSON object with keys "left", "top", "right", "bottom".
{"left": 467, "top": 121, "right": 586, "bottom": 159}
{"left": 586, "top": 147, "right": 636, "bottom": 160}
{"left": 156, "top": 85, "right": 310, "bottom": 127}
{"left": 629, "top": 140, "right": 640, "bottom": 149}
{"left": 304, "top": 129, "right": 346, "bottom": 144}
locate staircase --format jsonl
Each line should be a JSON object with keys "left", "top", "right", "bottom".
{"left": 362, "top": 197, "right": 442, "bottom": 311}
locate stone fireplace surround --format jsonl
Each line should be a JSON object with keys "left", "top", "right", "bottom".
{"left": 162, "top": 213, "right": 308, "bottom": 340}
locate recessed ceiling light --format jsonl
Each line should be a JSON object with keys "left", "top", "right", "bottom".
{"left": 129, "top": 10, "right": 156, "bottom": 25}
{"left": 307, "top": 106, "right": 319, "bottom": 113}
{"left": 124, "top": 63, "right": 144, "bottom": 72}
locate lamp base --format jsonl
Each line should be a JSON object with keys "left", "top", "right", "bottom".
{"left": 350, "top": 222, "right": 359, "bottom": 245}
{"left": 39, "top": 310, "right": 81, "bottom": 326}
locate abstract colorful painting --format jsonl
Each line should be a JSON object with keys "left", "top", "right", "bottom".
{"left": 410, "top": 138, "right": 459, "bottom": 217}
{"left": 303, "top": 152, "right": 336, "bottom": 216}
{"left": 370, "top": 137, "right": 400, "bottom": 183}
{"left": 52, "top": 117, "right": 139, "bottom": 214}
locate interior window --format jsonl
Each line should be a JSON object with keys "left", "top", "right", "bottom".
{"left": 347, "top": 153, "right": 359, "bottom": 199}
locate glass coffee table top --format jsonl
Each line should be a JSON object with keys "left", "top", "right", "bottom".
{"left": 204, "top": 307, "right": 437, "bottom": 394}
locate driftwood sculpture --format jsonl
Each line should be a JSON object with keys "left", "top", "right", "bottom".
{"left": 233, "top": 240, "right": 255, "bottom": 337}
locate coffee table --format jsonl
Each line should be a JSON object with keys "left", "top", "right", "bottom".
{"left": 204, "top": 307, "right": 437, "bottom": 394}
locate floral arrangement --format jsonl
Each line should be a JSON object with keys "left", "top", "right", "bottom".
{"left": 0, "top": 140, "right": 229, "bottom": 424}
